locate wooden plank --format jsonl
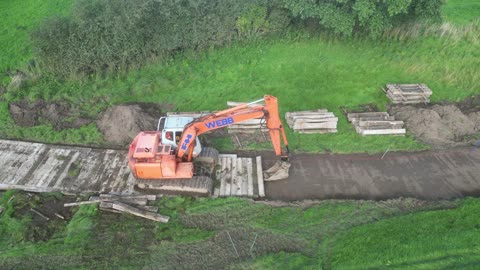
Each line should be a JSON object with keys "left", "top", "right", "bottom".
{"left": 227, "top": 101, "right": 264, "bottom": 107}
{"left": 347, "top": 112, "right": 389, "bottom": 121}
{"left": 64, "top": 200, "right": 102, "bottom": 207}
{"left": 288, "top": 114, "right": 336, "bottom": 120}
{"left": 136, "top": 205, "right": 159, "bottom": 212}
{"left": 358, "top": 121, "right": 404, "bottom": 127}
{"left": 227, "top": 129, "right": 269, "bottom": 134}
{"left": 298, "top": 129, "right": 338, "bottom": 134}
{"left": 292, "top": 122, "right": 337, "bottom": 130}
{"left": 0, "top": 184, "right": 59, "bottom": 193}
{"left": 99, "top": 194, "right": 156, "bottom": 201}
{"left": 91, "top": 196, "right": 148, "bottom": 206}
{"left": 232, "top": 158, "right": 242, "bottom": 196}
{"left": 228, "top": 124, "right": 264, "bottom": 129}
{"left": 291, "top": 118, "right": 338, "bottom": 125}
{"left": 360, "top": 129, "right": 406, "bottom": 135}
{"left": 111, "top": 201, "right": 169, "bottom": 223}
{"left": 226, "top": 156, "right": 235, "bottom": 196}
{"left": 286, "top": 110, "right": 329, "bottom": 118}
{"left": 219, "top": 157, "right": 227, "bottom": 197}
{"left": 230, "top": 119, "right": 263, "bottom": 125}
{"left": 30, "top": 208, "right": 50, "bottom": 220}
{"left": 256, "top": 156, "right": 265, "bottom": 197}
{"left": 246, "top": 158, "right": 254, "bottom": 197}
{"left": 350, "top": 116, "right": 395, "bottom": 123}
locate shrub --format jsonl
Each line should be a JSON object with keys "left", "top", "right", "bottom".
{"left": 32, "top": 0, "right": 291, "bottom": 77}
{"left": 281, "top": 0, "right": 443, "bottom": 37}
{"left": 31, "top": 0, "right": 443, "bottom": 77}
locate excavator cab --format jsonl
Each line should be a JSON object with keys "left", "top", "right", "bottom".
{"left": 157, "top": 116, "right": 202, "bottom": 157}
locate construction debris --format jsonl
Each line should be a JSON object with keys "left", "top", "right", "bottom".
{"left": 64, "top": 194, "right": 169, "bottom": 223}
{"left": 286, "top": 110, "right": 338, "bottom": 133}
{"left": 110, "top": 201, "right": 169, "bottom": 223}
{"left": 30, "top": 208, "right": 50, "bottom": 220}
{"left": 384, "top": 84, "right": 432, "bottom": 104}
{"left": 348, "top": 112, "right": 406, "bottom": 136}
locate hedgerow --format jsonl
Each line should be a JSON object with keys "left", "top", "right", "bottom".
{"left": 31, "top": 0, "right": 443, "bottom": 77}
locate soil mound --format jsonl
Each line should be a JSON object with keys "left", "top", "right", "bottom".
{"left": 390, "top": 104, "right": 479, "bottom": 148}
{"left": 96, "top": 103, "right": 167, "bottom": 146}
{"left": 9, "top": 100, "right": 92, "bottom": 130}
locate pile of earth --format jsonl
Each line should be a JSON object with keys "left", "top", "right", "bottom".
{"left": 96, "top": 103, "right": 173, "bottom": 146}
{"left": 9, "top": 100, "right": 92, "bottom": 130}
{"left": 389, "top": 100, "right": 480, "bottom": 148}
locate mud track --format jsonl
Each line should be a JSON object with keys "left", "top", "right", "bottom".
{"left": 262, "top": 147, "right": 480, "bottom": 201}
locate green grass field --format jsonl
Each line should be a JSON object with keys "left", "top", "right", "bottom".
{"left": 443, "top": 0, "right": 480, "bottom": 25}
{"left": 0, "top": 0, "right": 73, "bottom": 83}
{"left": 2, "top": 191, "right": 475, "bottom": 269}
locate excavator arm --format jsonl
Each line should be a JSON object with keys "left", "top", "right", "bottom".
{"left": 177, "top": 95, "right": 289, "bottom": 161}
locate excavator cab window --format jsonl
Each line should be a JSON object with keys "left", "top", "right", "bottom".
{"left": 175, "top": 132, "right": 182, "bottom": 142}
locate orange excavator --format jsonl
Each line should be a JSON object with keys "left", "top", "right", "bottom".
{"left": 128, "top": 95, "right": 290, "bottom": 196}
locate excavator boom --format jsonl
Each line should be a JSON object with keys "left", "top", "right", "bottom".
{"left": 177, "top": 95, "right": 289, "bottom": 161}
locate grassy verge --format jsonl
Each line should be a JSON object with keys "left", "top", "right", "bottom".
{"left": 329, "top": 198, "right": 480, "bottom": 269}
{"left": 3, "top": 191, "right": 475, "bottom": 269}
{"left": 3, "top": 33, "right": 480, "bottom": 152}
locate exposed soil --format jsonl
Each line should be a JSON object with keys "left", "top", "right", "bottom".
{"left": 12, "top": 192, "right": 76, "bottom": 242}
{"left": 9, "top": 100, "right": 92, "bottom": 130}
{"left": 95, "top": 102, "right": 173, "bottom": 146}
{"left": 389, "top": 102, "right": 480, "bottom": 148}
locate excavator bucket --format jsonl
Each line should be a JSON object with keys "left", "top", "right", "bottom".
{"left": 263, "top": 160, "right": 291, "bottom": 181}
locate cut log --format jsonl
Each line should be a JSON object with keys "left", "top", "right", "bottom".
{"left": 54, "top": 213, "right": 65, "bottom": 220}
{"left": 111, "top": 201, "right": 169, "bottom": 223}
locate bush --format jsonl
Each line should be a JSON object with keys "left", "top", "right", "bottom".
{"left": 281, "top": 0, "right": 443, "bottom": 37}
{"left": 32, "top": 0, "right": 443, "bottom": 77}
{"left": 32, "top": 0, "right": 291, "bottom": 77}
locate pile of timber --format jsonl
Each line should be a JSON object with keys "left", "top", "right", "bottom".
{"left": 348, "top": 112, "right": 406, "bottom": 136}
{"left": 227, "top": 119, "right": 268, "bottom": 134}
{"left": 285, "top": 109, "right": 338, "bottom": 134}
{"left": 64, "top": 194, "right": 169, "bottom": 223}
{"left": 226, "top": 101, "right": 267, "bottom": 134}
{"left": 384, "top": 84, "right": 432, "bottom": 104}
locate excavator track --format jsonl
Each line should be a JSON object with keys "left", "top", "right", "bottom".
{"left": 135, "top": 147, "right": 219, "bottom": 196}
{"left": 135, "top": 176, "right": 213, "bottom": 197}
